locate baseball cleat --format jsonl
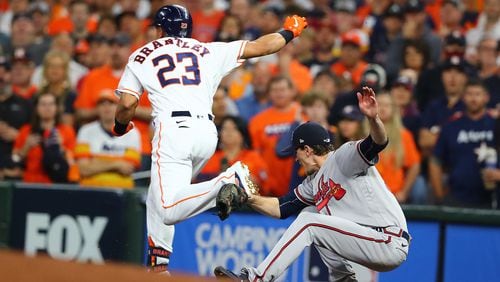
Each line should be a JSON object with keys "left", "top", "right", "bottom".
{"left": 214, "top": 266, "right": 249, "bottom": 281}
{"left": 227, "top": 161, "right": 259, "bottom": 197}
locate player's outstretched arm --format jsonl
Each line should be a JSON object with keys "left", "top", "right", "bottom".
{"left": 241, "top": 15, "right": 307, "bottom": 59}
{"left": 113, "top": 93, "right": 138, "bottom": 136}
{"left": 357, "top": 87, "right": 388, "bottom": 145}
{"left": 247, "top": 195, "right": 281, "bottom": 218}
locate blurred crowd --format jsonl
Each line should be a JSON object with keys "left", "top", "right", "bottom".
{"left": 0, "top": 0, "right": 499, "bottom": 209}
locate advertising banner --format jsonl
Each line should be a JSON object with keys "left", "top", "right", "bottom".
{"left": 170, "top": 211, "right": 309, "bottom": 281}
{"left": 9, "top": 185, "right": 127, "bottom": 263}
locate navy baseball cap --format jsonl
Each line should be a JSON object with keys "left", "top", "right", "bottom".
{"left": 282, "top": 122, "right": 332, "bottom": 153}
{"left": 383, "top": 3, "right": 404, "bottom": 19}
{"left": 340, "top": 105, "right": 364, "bottom": 121}
{"left": 444, "top": 31, "right": 466, "bottom": 47}
{"left": 442, "top": 55, "right": 466, "bottom": 72}
{"left": 405, "top": 0, "right": 424, "bottom": 13}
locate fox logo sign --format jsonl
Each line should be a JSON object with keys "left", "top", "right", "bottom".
{"left": 24, "top": 212, "right": 108, "bottom": 263}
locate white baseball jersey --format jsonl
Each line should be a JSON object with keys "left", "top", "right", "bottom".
{"left": 115, "top": 37, "right": 247, "bottom": 119}
{"left": 114, "top": 36, "right": 250, "bottom": 264}
{"left": 295, "top": 140, "right": 407, "bottom": 230}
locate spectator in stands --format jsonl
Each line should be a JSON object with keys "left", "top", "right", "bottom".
{"left": 31, "top": 33, "right": 89, "bottom": 90}
{"left": 117, "top": 11, "right": 146, "bottom": 51}
{"left": 249, "top": 76, "right": 300, "bottom": 196}
{"left": 483, "top": 40, "right": 499, "bottom": 106}
{"left": 38, "top": 51, "right": 77, "bottom": 126}
{"left": 310, "top": 69, "right": 340, "bottom": 106}
{"left": 385, "top": 0, "right": 441, "bottom": 81}
{"left": 74, "top": 33, "right": 132, "bottom": 124}
{"left": 437, "top": 0, "right": 464, "bottom": 38}
{"left": 198, "top": 115, "right": 270, "bottom": 190}
{"left": 235, "top": 61, "right": 272, "bottom": 122}
{"left": 192, "top": 0, "right": 225, "bottom": 42}
{"left": 75, "top": 91, "right": 141, "bottom": 189}
{"left": 212, "top": 86, "right": 239, "bottom": 129}
{"left": 332, "top": 30, "right": 369, "bottom": 89}
{"left": 12, "top": 92, "right": 76, "bottom": 183}
{"left": 228, "top": 0, "right": 260, "bottom": 40}
{"left": 273, "top": 41, "right": 312, "bottom": 95}
{"left": 334, "top": 104, "right": 366, "bottom": 148}
{"left": 74, "top": 32, "right": 152, "bottom": 175}
{"left": 390, "top": 73, "right": 421, "bottom": 142}
{"left": 111, "top": 0, "right": 150, "bottom": 19}
{"left": 402, "top": 39, "right": 431, "bottom": 80}
{"left": 415, "top": 31, "right": 472, "bottom": 111}
{"left": 4, "top": 12, "right": 43, "bottom": 64}
{"left": 477, "top": 37, "right": 499, "bottom": 80}
{"left": 0, "top": 0, "right": 30, "bottom": 36}
{"left": 332, "top": 0, "right": 360, "bottom": 37}
{"left": 419, "top": 56, "right": 468, "bottom": 157}
{"left": 276, "top": 92, "right": 334, "bottom": 190}
{"left": 429, "top": 80, "right": 496, "bottom": 208}
{"left": 374, "top": 92, "right": 422, "bottom": 204}
{"left": 30, "top": 2, "right": 52, "bottom": 61}
{"left": 260, "top": 6, "right": 284, "bottom": 36}
{"left": 10, "top": 48, "right": 37, "bottom": 100}
{"left": 329, "top": 64, "right": 386, "bottom": 125}
{"left": 368, "top": 3, "right": 404, "bottom": 66}
{"left": 293, "top": 29, "right": 315, "bottom": 75}
{"left": 83, "top": 34, "right": 111, "bottom": 70}
{"left": 305, "top": 17, "right": 336, "bottom": 75}
{"left": 95, "top": 15, "right": 118, "bottom": 40}
{"left": 0, "top": 55, "right": 31, "bottom": 180}
{"left": 48, "top": 0, "right": 95, "bottom": 40}
{"left": 465, "top": 0, "right": 500, "bottom": 63}
{"left": 214, "top": 14, "right": 243, "bottom": 42}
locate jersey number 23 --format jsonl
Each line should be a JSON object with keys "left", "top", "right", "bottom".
{"left": 152, "top": 52, "right": 201, "bottom": 87}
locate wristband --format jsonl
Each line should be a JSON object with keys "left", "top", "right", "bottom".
{"left": 278, "top": 30, "right": 294, "bottom": 44}
{"left": 114, "top": 119, "right": 129, "bottom": 135}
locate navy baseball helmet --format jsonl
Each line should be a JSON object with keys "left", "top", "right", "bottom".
{"left": 153, "top": 5, "right": 192, "bottom": 38}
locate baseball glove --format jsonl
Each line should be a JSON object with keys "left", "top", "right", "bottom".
{"left": 216, "top": 184, "right": 248, "bottom": 221}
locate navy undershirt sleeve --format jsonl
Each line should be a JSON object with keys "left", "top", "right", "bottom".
{"left": 278, "top": 190, "right": 309, "bottom": 219}
{"left": 358, "top": 135, "right": 388, "bottom": 162}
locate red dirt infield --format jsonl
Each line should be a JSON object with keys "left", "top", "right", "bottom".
{"left": 0, "top": 250, "right": 219, "bottom": 282}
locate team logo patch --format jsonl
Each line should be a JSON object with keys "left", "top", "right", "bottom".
{"left": 181, "top": 23, "right": 188, "bottom": 29}
{"left": 314, "top": 175, "right": 346, "bottom": 211}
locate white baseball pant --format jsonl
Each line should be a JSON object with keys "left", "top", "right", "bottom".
{"left": 146, "top": 114, "right": 235, "bottom": 259}
{"left": 245, "top": 211, "right": 409, "bottom": 281}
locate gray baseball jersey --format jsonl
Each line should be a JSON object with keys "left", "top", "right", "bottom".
{"left": 243, "top": 140, "right": 410, "bottom": 281}
{"left": 295, "top": 140, "right": 407, "bottom": 230}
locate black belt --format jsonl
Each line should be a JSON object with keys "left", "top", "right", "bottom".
{"left": 171, "top": 111, "right": 214, "bottom": 121}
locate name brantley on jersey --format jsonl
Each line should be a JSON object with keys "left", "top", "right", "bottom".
{"left": 133, "top": 38, "right": 211, "bottom": 63}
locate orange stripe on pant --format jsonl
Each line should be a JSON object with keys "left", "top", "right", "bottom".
{"left": 155, "top": 121, "right": 236, "bottom": 209}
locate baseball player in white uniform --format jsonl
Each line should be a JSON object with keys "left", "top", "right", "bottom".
{"left": 215, "top": 87, "right": 411, "bottom": 281}
{"left": 112, "top": 5, "right": 308, "bottom": 272}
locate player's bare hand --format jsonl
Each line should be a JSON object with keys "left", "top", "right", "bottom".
{"left": 283, "top": 15, "right": 308, "bottom": 37}
{"left": 357, "top": 87, "right": 378, "bottom": 119}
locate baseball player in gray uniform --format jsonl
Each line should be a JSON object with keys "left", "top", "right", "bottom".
{"left": 215, "top": 87, "right": 411, "bottom": 281}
